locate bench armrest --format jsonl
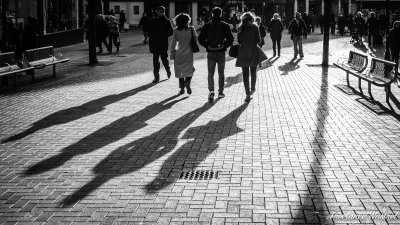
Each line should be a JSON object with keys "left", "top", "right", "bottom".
{"left": 336, "top": 58, "right": 349, "bottom": 66}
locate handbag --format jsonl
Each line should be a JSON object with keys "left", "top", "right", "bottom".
{"left": 229, "top": 44, "right": 240, "bottom": 58}
{"left": 190, "top": 27, "right": 200, "bottom": 53}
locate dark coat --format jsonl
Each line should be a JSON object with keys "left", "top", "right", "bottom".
{"left": 21, "top": 21, "right": 42, "bottom": 51}
{"left": 366, "top": 17, "right": 379, "bottom": 34}
{"left": 354, "top": 16, "right": 366, "bottom": 35}
{"left": 148, "top": 15, "right": 173, "bottom": 54}
{"left": 96, "top": 19, "right": 109, "bottom": 40}
{"left": 198, "top": 18, "right": 234, "bottom": 52}
{"left": 139, "top": 15, "right": 151, "bottom": 31}
{"left": 288, "top": 18, "right": 307, "bottom": 36}
{"left": 388, "top": 27, "right": 400, "bottom": 50}
{"left": 235, "top": 22, "right": 267, "bottom": 67}
{"left": 259, "top": 25, "right": 266, "bottom": 46}
{"left": 119, "top": 11, "right": 126, "bottom": 24}
{"left": 268, "top": 19, "right": 284, "bottom": 39}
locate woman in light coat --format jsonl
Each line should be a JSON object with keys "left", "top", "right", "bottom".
{"left": 235, "top": 12, "right": 268, "bottom": 102}
{"left": 170, "top": 13, "right": 198, "bottom": 95}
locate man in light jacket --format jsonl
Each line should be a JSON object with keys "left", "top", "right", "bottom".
{"left": 198, "top": 7, "right": 234, "bottom": 102}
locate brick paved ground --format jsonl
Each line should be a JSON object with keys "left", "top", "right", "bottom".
{"left": 1, "top": 32, "right": 400, "bottom": 224}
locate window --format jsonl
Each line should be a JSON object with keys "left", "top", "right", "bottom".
{"left": 134, "top": 6, "right": 139, "bottom": 15}
{"left": 114, "top": 5, "right": 120, "bottom": 13}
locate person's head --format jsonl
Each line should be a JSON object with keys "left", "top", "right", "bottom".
{"left": 240, "top": 12, "right": 255, "bottom": 26}
{"left": 295, "top": 12, "right": 301, "bottom": 20}
{"left": 143, "top": 13, "right": 147, "bottom": 17}
{"left": 156, "top": 6, "right": 165, "bottom": 17}
{"left": 356, "top": 11, "right": 362, "bottom": 17}
{"left": 273, "top": 13, "right": 280, "bottom": 20}
{"left": 370, "top": 12, "right": 375, "bottom": 18}
{"left": 255, "top": 16, "right": 261, "bottom": 25}
{"left": 212, "top": 7, "right": 222, "bottom": 19}
{"left": 394, "top": 20, "right": 400, "bottom": 29}
{"left": 174, "top": 13, "right": 191, "bottom": 30}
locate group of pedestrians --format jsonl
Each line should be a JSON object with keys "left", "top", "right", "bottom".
{"left": 95, "top": 14, "right": 121, "bottom": 54}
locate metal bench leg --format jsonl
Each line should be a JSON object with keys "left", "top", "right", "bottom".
{"left": 346, "top": 72, "right": 350, "bottom": 86}
{"left": 385, "top": 85, "right": 393, "bottom": 111}
{"left": 53, "top": 65, "right": 56, "bottom": 77}
{"left": 358, "top": 78, "right": 363, "bottom": 94}
{"left": 368, "top": 83, "right": 374, "bottom": 103}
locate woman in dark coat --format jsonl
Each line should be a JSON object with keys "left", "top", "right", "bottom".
{"left": 268, "top": 13, "right": 284, "bottom": 57}
{"left": 235, "top": 12, "right": 268, "bottom": 102}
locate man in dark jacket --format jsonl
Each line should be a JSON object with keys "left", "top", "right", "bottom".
{"left": 198, "top": 7, "right": 234, "bottom": 102}
{"left": 288, "top": 12, "right": 307, "bottom": 59}
{"left": 148, "top": 6, "right": 173, "bottom": 83}
{"left": 95, "top": 14, "right": 109, "bottom": 54}
{"left": 366, "top": 12, "right": 380, "bottom": 47}
{"left": 139, "top": 13, "right": 151, "bottom": 44}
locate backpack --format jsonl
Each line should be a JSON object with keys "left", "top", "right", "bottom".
{"left": 207, "top": 22, "right": 225, "bottom": 50}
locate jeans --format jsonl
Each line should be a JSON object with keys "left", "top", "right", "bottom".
{"left": 179, "top": 77, "right": 192, "bottom": 89}
{"left": 242, "top": 67, "right": 257, "bottom": 95}
{"left": 108, "top": 34, "right": 119, "bottom": 52}
{"left": 271, "top": 36, "right": 281, "bottom": 55}
{"left": 292, "top": 35, "right": 303, "bottom": 57}
{"left": 153, "top": 51, "right": 170, "bottom": 81}
{"left": 207, "top": 51, "right": 226, "bottom": 93}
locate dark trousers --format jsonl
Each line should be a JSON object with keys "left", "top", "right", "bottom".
{"left": 179, "top": 77, "right": 192, "bottom": 89}
{"left": 368, "top": 32, "right": 378, "bottom": 46}
{"left": 108, "top": 34, "right": 119, "bottom": 52}
{"left": 242, "top": 67, "right": 257, "bottom": 95}
{"left": 391, "top": 47, "right": 400, "bottom": 74}
{"left": 271, "top": 36, "right": 281, "bottom": 55}
{"left": 153, "top": 51, "right": 170, "bottom": 81}
{"left": 97, "top": 38, "right": 109, "bottom": 52}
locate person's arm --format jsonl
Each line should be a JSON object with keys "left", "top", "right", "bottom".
{"left": 255, "top": 26, "right": 261, "bottom": 45}
{"left": 170, "top": 30, "right": 177, "bottom": 60}
{"left": 280, "top": 21, "right": 284, "bottom": 33}
{"left": 267, "top": 21, "right": 272, "bottom": 33}
{"left": 198, "top": 25, "right": 208, "bottom": 48}
{"left": 166, "top": 20, "right": 173, "bottom": 37}
{"left": 224, "top": 24, "right": 234, "bottom": 48}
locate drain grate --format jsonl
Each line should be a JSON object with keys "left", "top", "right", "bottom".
{"left": 179, "top": 170, "right": 219, "bottom": 180}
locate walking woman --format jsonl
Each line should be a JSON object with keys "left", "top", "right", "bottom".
{"left": 268, "top": 13, "right": 284, "bottom": 57}
{"left": 107, "top": 16, "right": 120, "bottom": 53}
{"left": 236, "top": 12, "right": 268, "bottom": 102}
{"left": 170, "top": 13, "right": 198, "bottom": 95}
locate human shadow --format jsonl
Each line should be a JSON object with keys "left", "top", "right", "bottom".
{"left": 145, "top": 103, "right": 248, "bottom": 192}
{"left": 59, "top": 100, "right": 219, "bottom": 207}
{"left": 24, "top": 94, "right": 186, "bottom": 176}
{"left": 225, "top": 72, "right": 243, "bottom": 89}
{"left": 2, "top": 83, "right": 158, "bottom": 143}
{"left": 260, "top": 56, "right": 279, "bottom": 69}
{"left": 292, "top": 66, "right": 330, "bottom": 224}
{"left": 278, "top": 58, "right": 301, "bottom": 75}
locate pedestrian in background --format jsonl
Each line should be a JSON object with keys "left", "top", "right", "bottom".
{"left": 330, "top": 14, "right": 336, "bottom": 35}
{"left": 338, "top": 15, "right": 346, "bottom": 36}
{"left": 256, "top": 16, "right": 266, "bottom": 67}
{"left": 107, "top": 16, "right": 120, "bottom": 53}
{"left": 119, "top": 9, "right": 127, "bottom": 32}
{"left": 148, "top": 6, "right": 173, "bottom": 83}
{"left": 170, "top": 13, "right": 198, "bottom": 95}
{"left": 21, "top": 16, "right": 42, "bottom": 51}
{"left": 235, "top": 12, "right": 267, "bottom": 103}
{"left": 388, "top": 20, "right": 400, "bottom": 86}
{"left": 318, "top": 14, "right": 324, "bottom": 34}
{"left": 198, "top": 7, "right": 234, "bottom": 102}
{"left": 354, "top": 12, "right": 366, "bottom": 44}
{"left": 366, "top": 12, "right": 379, "bottom": 47}
{"left": 268, "top": 13, "right": 284, "bottom": 57}
{"left": 288, "top": 12, "right": 307, "bottom": 59}
{"left": 139, "top": 13, "right": 151, "bottom": 44}
{"left": 95, "top": 14, "right": 109, "bottom": 54}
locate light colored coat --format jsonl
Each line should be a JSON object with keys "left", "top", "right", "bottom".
{"left": 235, "top": 23, "right": 267, "bottom": 67}
{"left": 170, "top": 26, "right": 198, "bottom": 78}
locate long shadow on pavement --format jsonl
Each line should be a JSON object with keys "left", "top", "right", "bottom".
{"left": 292, "top": 66, "right": 330, "bottom": 224}
{"left": 2, "top": 83, "right": 157, "bottom": 143}
{"left": 24, "top": 94, "right": 186, "bottom": 176}
{"left": 145, "top": 103, "right": 248, "bottom": 192}
{"left": 278, "top": 58, "right": 301, "bottom": 75}
{"left": 59, "top": 100, "right": 219, "bottom": 207}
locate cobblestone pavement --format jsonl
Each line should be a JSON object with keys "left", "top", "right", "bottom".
{"left": 1, "top": 32, "right": 400, "bottom": 224}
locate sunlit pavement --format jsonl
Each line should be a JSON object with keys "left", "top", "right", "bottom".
{"left": 1, "top": 31, "right": 400, "bottom": 224}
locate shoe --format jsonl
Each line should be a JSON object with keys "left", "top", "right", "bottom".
{"left": 116, "top": 46, "right": 119, "bottom": 53}
{"left": 273, "top": 53, "right": 276, "bottom": 57}
{"left": 178, "top": 88, "right": 185, "bottom": 95}
{"left": 251, "top": 89, "right": 255, "bottom": 94}
{"left": 152, "top": 79, "right": 159, "bottom": 83}
{"left": 300, "top": 55, "right": 304, "bottom": 59}
{"left": 208, "top": 91, "right": 215, "bottom": 102}
{"left": 245, "top": 95, "right": 251, "bottom": 102}
{"left": 97, "top": 50, "right": 103, "bottom": 54}
{"left": 293, "top": 55, "right": 297, "bottom": 59}
{"left": 185, "top": 83, "right": 192, "bottom": 95}
{"left": 259, "top": 63, "right": 262, "bottom": 67}
{"left": 167, "top": 71, "right": 171, "bottom": 79}
{"left": 218, "top": 92, "right": 225, "bottom": 98}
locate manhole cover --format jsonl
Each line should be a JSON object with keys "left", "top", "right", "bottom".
{"left": 179, "top": 170, "right": 219, "bottom": 180}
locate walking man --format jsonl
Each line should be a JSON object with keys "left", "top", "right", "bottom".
{"left": 198, "top": 7, "right": 234, "bottom": 102}
{"left": 139, "top": 13, "right": 151, "bottom": 44}
{"left": 288, "top": 12, "right": 307, "bottom": 59}
{"left": 148, "top": 6, "right": 173, "bottom": 83}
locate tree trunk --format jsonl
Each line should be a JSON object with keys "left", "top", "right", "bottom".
{"left": 322, "top": 0, "right": 331, "bottom": 66}
{"left": 88, "top": 0, "right": 98, "bottom": 65}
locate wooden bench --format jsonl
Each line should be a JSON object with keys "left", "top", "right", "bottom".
{"left": 25, "top": 46, "right": 69, "bottom": 78}
{"left": 334, "top": 52, "right": 398, "bottom": 110}
{"left": 0, "top": 52, "right": 34, "bottom": 88}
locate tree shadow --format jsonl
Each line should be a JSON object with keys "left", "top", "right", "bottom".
{"left": 278, "top": 58, "right": 301, "bottom": 75}
{"left": 145, "top": 103, "right": 249, "bottom": 192}
{"left": 24, "top": 94, "right": 186, "bottom": 176}
{"left": 292, "top": 66, "right": 330, "bottom": 224}
{"left": 58, "top": 100, "right": 219, "bottom": 207}
{"left": 2, "top": 82, "right": 159, "bottom": 143}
